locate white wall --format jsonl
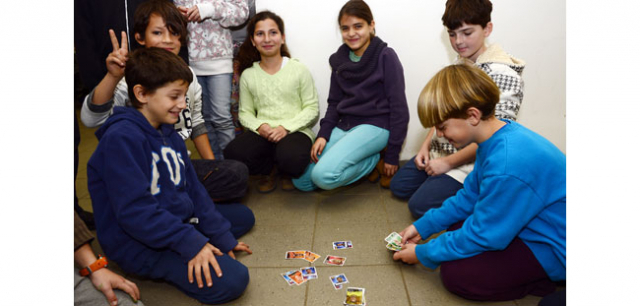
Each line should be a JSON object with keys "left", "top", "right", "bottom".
{"left": 256, "top": 0, "right": 566, "bottom": 157}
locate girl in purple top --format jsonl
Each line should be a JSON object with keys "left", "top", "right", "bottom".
{"left": 293, "top": 0, "right": 409, "bottom": 191}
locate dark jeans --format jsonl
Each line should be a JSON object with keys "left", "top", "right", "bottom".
{"left": 191, "top": 159, "right": 248, "bottom": 201}
{"left": 142, "top": 203, "right": 254, "bottom": 305}
{"left": 224, "top": 131, "right": 312, "bottom": 177}
{"left": 440, "top": 221, "right": 557, "bottom": 301}
{"left": 389, "top": 156, "right": 463, "bottom": 218}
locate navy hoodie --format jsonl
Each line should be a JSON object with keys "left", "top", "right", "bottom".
{"left": 87, "top": 107, "right": 237, "bottom": 274}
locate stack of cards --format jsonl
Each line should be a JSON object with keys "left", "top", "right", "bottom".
{"left": 384, "top": 232, "right": 403, "bottom": 251}
{"left": 332, "top": 241, "right": 353, "bottom": 250}
{"left": 281, "top": 267, "right": 319, "bottom": 286}
{"left": 329, "top": 273, "right": 349, "bottom": 290}
{"left": 344, "top": 287, "right": 366, "bottom": 305}
{"left": 323, "top": 255, "right": 347, "bottom": 266}
{"left": 285, "top": 250, "right": 321, "bottom": 263}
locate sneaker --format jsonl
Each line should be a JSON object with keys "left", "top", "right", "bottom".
{"left": 281, "top": 175, "right": 295, "bottom": 191}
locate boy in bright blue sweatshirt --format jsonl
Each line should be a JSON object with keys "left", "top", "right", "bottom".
{"left": 393, "top": 63, "right": 565, "bottom": 302}
{"left": 87, "top": 47, "right": 255, "bottom": 305}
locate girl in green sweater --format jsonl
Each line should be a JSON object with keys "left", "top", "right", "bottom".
{"left": 224, "top": 11, "right": 319, "bottom": 193}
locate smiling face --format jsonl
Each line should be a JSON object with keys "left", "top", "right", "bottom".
{"left": 340, "top": 15, "right": 374, "bottom": 57}
{"left": 434, "top": 117, "right": 474, "bottom": 149}
{"left": 251, "top": 18, "right": 284, "bottom": 58}
{"left": 136, "top": 13, "right": 182, "bottom": 55}
{"left": 136, "top": 80, "right": 188, "bottom": 129}
{"left": 447, "top": 22, "right": 492, "bottom": 62}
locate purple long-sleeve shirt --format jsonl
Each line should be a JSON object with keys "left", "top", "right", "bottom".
{"left": 318, "top": 40, "right": 409, "bottom": 165}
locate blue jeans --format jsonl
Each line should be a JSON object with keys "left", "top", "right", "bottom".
{"left": 141, "top": 203, "right": 254, "bottom": 304}
{"left": 389, "top": 156, "right": 463, "bottom": 219}
{"left": 293, "top": 125, "right": 389, "bottom": 191}
{"left": 198, "top": 74, "right": 235, "bottom": 159}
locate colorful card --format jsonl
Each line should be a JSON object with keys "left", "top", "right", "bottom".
{"left": 324, "top": 255, "right": 347, "bottom": 266}
{"left": 300, "top": 267, "right": 317, "bottom": 280}
{"left": 330, "top": 274, "right": 349, "bottom": 285}
{"left": 386, "top": 241, "right": 402, "bottom": 251}
{"left": 304, "top": 251, "right": 321, "bottom": 263}
{"left": 280, "top": 270, "right": 298, "bottom": 286}
{"left": 344, "top": 287, "right": 366, "bottom": 305}
{"left": 285, "top": 250, "right": 306, "bottom": 260}
{"left": 384, "top": 232, "right": 402, "bottom": 245}
{"left": 333, "top": 241, "right": 354, "bottom": 250}
{"left": 286, "top": 270, "right": 306, "bottom": 285}
{"left": 333, "top": 283, "right": 343, "bottom": 290}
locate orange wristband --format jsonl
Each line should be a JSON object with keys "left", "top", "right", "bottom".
{"left": 79, "top": 255, "right": 108, "bottom": 276}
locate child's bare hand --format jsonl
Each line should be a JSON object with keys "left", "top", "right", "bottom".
{"left": 106, "top": 29, "right": 128, "bottom": 79}
{"left": 188, "top": 243, "right": 224, "bottom": 288}
{"left": 257, "top": 123, "right": 272, "bottom": 139}
{"left": 268, "top": 126, "right": 288, "bottom": 143}
{"left": 424, "top": 158, "right": 451, "bottom": 176}
{"left": 383, "top": 163, "right": 398, "bottom": 176}
{"left": 414, "top": 148, "right": 430, "bottom": 170}
{"left": 392, "top": 243, "right": 419, "bottom": 264}
{"left": 227, "top": 242, "right": 253, "bottom": 259}
{"left": 89, "top": 268, "right": 140, "bottom": 305}
{"left": 399, "top": 224, "right": 422, "bottom": 245}
{"left": 177, "top": 5, "right": 189, "bottom": 16}
{"left": 310, "top": 138, "right": 327, "bottom": 163}
{"left": 186, "top": 6, "right": 202, "bottom": 22}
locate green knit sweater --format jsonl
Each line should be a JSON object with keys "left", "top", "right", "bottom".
{"left": 239, "top": 58, "right": 319, "bottom": 141}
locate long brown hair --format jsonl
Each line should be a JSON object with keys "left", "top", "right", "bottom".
{"left": 235, "top": 11, "right": 291, "bottom": 75}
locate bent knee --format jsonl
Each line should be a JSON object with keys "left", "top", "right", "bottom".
{"left": 197, "top": 263, "right": 249, "bottom": 304}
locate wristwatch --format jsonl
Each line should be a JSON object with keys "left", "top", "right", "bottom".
{"left": 79, "top": 255, "right": 108, "bottom": 276}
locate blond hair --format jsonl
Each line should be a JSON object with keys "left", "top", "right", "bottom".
{"left": 417, "top": 62, "right": 500, "bottom": 127}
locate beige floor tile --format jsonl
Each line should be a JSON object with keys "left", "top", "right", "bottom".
{"left": 244, "top": 193, "right": 318, "bottom": 226}
{"left": 235, "top": 224, "right": 315, "bottom": 268}
{"left": 75, "top": 177, "right": 89, "bottom": 199}
{"left": 316, "top": 194, "right": 386, "bottom": 225}
{"left": 383, "top": 194, "right": 416, "bottom": 225}
{"left": 78, "top": 196, "right": 94, "bottom": 212}
{"left": 312, "top": 221, "right": 395, "bottom": 266}
{"left": 306, "top": 265, "right": 409, "bottom": 306}
{"left": 229, "top": 268, "right": 308, "bottom": 306}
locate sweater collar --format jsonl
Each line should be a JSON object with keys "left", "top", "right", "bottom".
{"left": 329, "top": 36, "right": 387, "bottom": 81}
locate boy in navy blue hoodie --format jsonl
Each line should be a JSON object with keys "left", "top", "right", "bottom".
{"left": 392, "top": 63, "right": 565, "bottom": 301}
{"left": 87, "top": 47, "right": 255, "bottom": 305}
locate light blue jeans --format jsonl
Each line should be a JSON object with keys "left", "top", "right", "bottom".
{"left": 293, "top": 125, "right": 389, "bottom": 191}
{"left": 198, "top": 74, "right": 235, "bottom": 159}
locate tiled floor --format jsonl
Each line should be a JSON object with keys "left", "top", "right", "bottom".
{"left": 76, "top": 110, "right": 543, "bottom": 306}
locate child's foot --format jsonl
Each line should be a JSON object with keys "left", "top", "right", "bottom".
{"left": 281, "top": 175, "right": 295, "bottom": 191}
{"left": 257, "top": 167, "right": 277, "bottom": 193}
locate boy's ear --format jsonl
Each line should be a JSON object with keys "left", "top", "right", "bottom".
{"left": 483, "top": 22, "right": 493, "bottom": 37}
{"left": 135, "top": 33, "right": 146, "bottom": 46}
{"left": 133, "top": 85, "right": 149, "bottom": 105}
{"left": 466, "top": 107, "right": 482, "bottom": 126}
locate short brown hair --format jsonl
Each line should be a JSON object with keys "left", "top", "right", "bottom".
{"left": 442, "top": 0, "right": 492, "bottom": 30}
{"left": 417, "top": 62, "right": 499, "bottom": 128}
{"left": 125, "top": 47, "right": 193, "bottom": 108}
{"left": 134, "top": 0, "right": 187, "bottom": 45}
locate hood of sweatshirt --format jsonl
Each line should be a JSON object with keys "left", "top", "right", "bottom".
{"left": 95, "top": 106, "right": 174, "bottom": 141}
{"left": 475, "top": 44, "right": 526, "bottom": 74}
